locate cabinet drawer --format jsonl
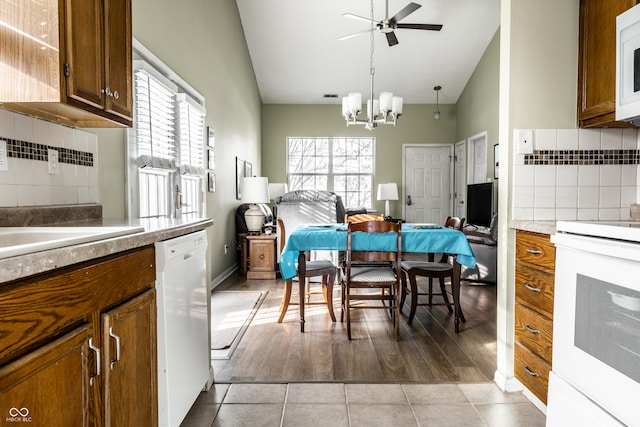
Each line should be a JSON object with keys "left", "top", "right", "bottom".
{"left": 516, "top": 231, "right": 555, "bottom": 271}
{"left": 515, "top": 265, "right": 555, "bottom": 318}
{"left": 515, "top": 303, "right": 553, "bottom": 362}
{"left": 514, "top": 342, "right": 551, "bottom": 404}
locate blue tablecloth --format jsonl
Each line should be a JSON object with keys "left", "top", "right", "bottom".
{"left": 279, "top": 223, "right": 476, "bottom": 280}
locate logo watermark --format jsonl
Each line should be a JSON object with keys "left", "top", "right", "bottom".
{"left": 6, "top": 407, "right": 32, "bottom": 423}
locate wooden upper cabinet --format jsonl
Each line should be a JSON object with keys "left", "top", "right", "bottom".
{"left": 0, "top": 0, "right": 132, "bottom": 128}
{"left": 578, "top": 0, "right": 639, "bottom": 128}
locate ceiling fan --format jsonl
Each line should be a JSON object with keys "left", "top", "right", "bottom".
{"left": 339, "top": 1, "right": 442, "bottom": 47}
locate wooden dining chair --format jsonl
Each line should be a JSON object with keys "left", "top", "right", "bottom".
{"left": 342, "top": 220, "right": 402, "bottom": 340}
{"left": 400, "top": 216, "right": 466, "bottom": 325}
{"left": 276, "top": 217, "right": 338, "bottom": 323}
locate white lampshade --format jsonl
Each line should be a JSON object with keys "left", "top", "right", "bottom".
{"left": 392, "top": 96, "right": 403, "bottom": 114}
{"left": 379, "top": 92, "right": 393, "bottom": 112}
{"left": 377, "top": 183, "right": 399, "bottom": 201}
{"left": 241, "top": 177, "right": 270, "bottom": 232}
{"left": 342, "top": 97, "right": 350, "bottom": 117}
{"left": 377, "top": 182, "right": 399, "bottom": 217}
{"left": 268, "top": 183, "right": 288, "bottom": 200}
{"left": 348, "top": 92, "right": 362, "bottom": 114}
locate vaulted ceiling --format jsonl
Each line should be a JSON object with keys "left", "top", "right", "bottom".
{"left": 235, "top": 0, "right": 500, "bottom": 106}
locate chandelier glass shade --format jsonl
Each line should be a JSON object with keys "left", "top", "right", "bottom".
{"left": 433, "top": 85, "right": 442, "bottom": 121}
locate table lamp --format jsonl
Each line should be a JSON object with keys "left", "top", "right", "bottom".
{"left": 241, "top": 177, "right": 270, "bottom": 232}
{"left": 377, "top": 183, "right": 399, "bottom": 217}
{"left": 268, "top": 183, "right": 288, "bottom": 223}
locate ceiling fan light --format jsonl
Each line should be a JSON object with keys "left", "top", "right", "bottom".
{"left": 392, "top": 96, "right": 403, "bottom": 114}
{"left": 434, "top": 110, "right": 441, "bottom": 121}
{"left": 379, "top": 92, "right": 393, "bottom": 112}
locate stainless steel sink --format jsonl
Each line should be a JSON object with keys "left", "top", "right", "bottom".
{"left": 0, "top": 226, "right": 145, "bottom": 259}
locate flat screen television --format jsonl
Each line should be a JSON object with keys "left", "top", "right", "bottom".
{"left": 466, "top": 183, "right": 494, "bottom": 227}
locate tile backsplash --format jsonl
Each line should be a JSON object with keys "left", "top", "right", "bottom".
{"left": 0, "top": 109, "right": 99, "bottom": 208}
{"left": 512, "top": 128, "right": 639, "bottom": 221}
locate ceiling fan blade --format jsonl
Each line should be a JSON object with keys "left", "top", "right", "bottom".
{"left": 339, "top": 28, "right": 375, "bottom": 41}
{"left": 390, "top": 2, "right": 421, "bottom": 23}
{"left": 342, "top": 12, "right": 376, "bottom": 24}
{"left": 396, "top": 23, "right": 443, "bottom": 31}
{"left": 386, "top": 31, "right": 399, "bottom": 47}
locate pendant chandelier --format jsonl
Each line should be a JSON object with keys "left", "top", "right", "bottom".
{"left": 433, "top": 85, "right": 441, "bottom": 120}
{"left": 341, "top": 0, "right": 403, "bottom": 130}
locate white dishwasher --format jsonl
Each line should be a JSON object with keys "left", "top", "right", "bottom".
{"left": 155, "top": 230, "right": 210, "bottom": 427}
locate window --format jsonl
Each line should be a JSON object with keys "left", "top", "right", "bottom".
{"left": 127, "top": 39, "right": 206, "bottom": 219}
{"left": 287, "top": 137, "right": 374, "bottom": 209}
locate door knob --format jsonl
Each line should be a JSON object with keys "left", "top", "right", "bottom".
{"left": 406, "top": 195, "right": 412, "bottom": 205}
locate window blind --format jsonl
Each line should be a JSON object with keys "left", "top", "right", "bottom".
{"left": 134, "top": 69, "right": 177, "bottom": 170}
{"left": 177, "top": 93, "right": 205, "bottom": 175}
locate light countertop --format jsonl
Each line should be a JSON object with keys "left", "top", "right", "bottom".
{"left": 0, "top": 216, "right": 213, "bottom": 284}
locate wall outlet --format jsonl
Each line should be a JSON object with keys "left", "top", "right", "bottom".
{"left": 48, "top": 149, "right": 59, "bottom": 175}
{"left": 0, "top": 140, "right": 7, "bottom": 172}
{"left": 515, "top": 129, "right": 534, "bottom": 154}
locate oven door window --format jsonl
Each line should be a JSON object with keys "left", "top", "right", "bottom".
{"left": 575, "top": 274, "right": 640, "bottom": 383}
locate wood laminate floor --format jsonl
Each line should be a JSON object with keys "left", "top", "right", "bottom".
{"left": 212, "top": 271, "right": 497, "bottom": 384}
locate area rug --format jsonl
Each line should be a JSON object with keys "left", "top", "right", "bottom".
{"left": 211, "top": 290, "right": 267, "bottom": 360}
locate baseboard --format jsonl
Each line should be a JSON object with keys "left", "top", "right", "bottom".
{"left": 211, "top": 264, "right": 239, "bottom": 290}
{"left": 494, "top": 370, "right": 523, "bottom": 392}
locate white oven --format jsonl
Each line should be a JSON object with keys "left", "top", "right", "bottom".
{"left": 548, "top": 221, "right": 640, "bottom": 427}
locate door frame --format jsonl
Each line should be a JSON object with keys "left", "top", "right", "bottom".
{"left": 401, "top": 144, "right": 454, "bottom": 222}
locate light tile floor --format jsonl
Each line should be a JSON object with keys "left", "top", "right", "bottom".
{"left": 180, "top": 382, "right": 546, "bottom": 427}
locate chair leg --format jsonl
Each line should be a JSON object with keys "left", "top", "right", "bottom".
{"left": 346, "top": 282, "right": 352, "bottom": 340}
{"left": 278, "top": 279, "right": 293, "bottom": 323}
{"left": 400, "top": 271, "right": 407, "bottom": 311}
{"left": 323, "top": 271, "right": 337, "bottom": 322}
{"left": 407, "top": 271, "right": 419, "bottom": 325}
{"left": 439, "top": 277, "right": 453, "bottom": 314}
{"left": 428, "top": 277, "right": 433, "bottom": 305}
{"left": 394, "top": 283, "right": 400, "bottom": 340}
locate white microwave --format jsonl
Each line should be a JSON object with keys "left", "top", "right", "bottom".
{"left": 616, "top": 4, "right": 640, "bottom": 125}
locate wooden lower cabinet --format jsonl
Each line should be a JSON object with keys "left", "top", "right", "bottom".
{"left": 0, "top": 246, "right": 157, "bottom": 427}
{"left": 514, "top": 230, "right": 555, "bottom": 405}
{"left": 0, "top": 325, "right": 91, "bottom": 426}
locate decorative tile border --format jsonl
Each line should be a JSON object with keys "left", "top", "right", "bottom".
{"left": 524, "top": 149, "right": 639, "bottom": 165}
{"left": 1, "top": 137, "right": 94, "bottom": 167}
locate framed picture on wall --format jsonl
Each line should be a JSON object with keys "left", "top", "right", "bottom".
{"left": 207, "top": 149, "right": 215, "bottom": 170}
{"left": 494, "top": 144, "right": 499, "bottom": 179}
{"left": 244, "top": 161, "right": 252, "bottom": 178}
{"left": 236, "top": 157, "right": 244, "bottom": 200}
{"left": 207, "top": 126, "right": 215, "bottom": 148}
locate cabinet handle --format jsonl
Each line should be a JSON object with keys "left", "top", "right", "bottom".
{"left": 259, "top": 253, "right": 265, "bottom": 260}
{"left": 525, "top": 248, "right": 542, "bottom": 255}
{"left": 524, "top": 283, "right": 542, "bottom": 293}
{"left": 109, "top": 327, "right": 121, "bottom": 370}
{"left": 88, "top": 337, "right": 101, "bottom": 386}
{"left": 525, "top": 324, "right": 540, "bottom": 334}
{"left": 113, "top": 90, "right": 119, "bottom": 99}
{"left": 102, "top": 87, "right": 112, "bottom": 96}
{"left": 523, "top": 365, "right": 539, "bottom": 377}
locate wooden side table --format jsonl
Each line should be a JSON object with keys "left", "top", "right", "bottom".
{"left": 240, "top": 233, "right": 278, "bottom": 279}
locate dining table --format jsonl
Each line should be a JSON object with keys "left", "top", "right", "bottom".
{"left": 279, "top": 222, "right": 477, "bottom": 333}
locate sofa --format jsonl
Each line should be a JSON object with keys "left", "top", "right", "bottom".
{"left": 461, "top": 213, "right": 498, "bottom": 284}
{"left": 275, "top": 190, "right": 345, "bottom": 266}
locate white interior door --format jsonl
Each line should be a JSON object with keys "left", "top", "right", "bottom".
{"left": 403, "top": 145, "right": 452, "bottom": 225}
{"left": 454, "top": 140, "right": 466, "bottom": 219}
{"left": 467, "top": 132, "right": 488, "bottom": 184}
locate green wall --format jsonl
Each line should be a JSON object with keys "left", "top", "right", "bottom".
{"left": 92, "top": 0, "right": 262, "bottom": 283}
{"left": 261, "top": 104, "right": 457, "bottom": 218}
{"left": 457, "top": 29, "right": 501, "bottom": 159}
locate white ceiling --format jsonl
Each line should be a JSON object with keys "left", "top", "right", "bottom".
{"left": 235, "top": 0, "right": 500, "bottom": 106}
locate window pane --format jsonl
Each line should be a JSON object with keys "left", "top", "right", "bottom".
{"left": 287, "top": 137, "right": 374, "bottom": 209}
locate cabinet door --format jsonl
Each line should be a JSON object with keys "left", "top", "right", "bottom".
{"left": 63, "top": 0, "right": 105, "bottom": 109}
{"left": 102, "top": 289, "right": 157, "bottom": 427}
{"left": 103, "top": 0, "right": 133, "bottom": 120}
{"left": 0, "top": 325, "right": 91, "bottom": 427}
{"left": 578, "top": 0, "right": 638, "bottom": 127}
